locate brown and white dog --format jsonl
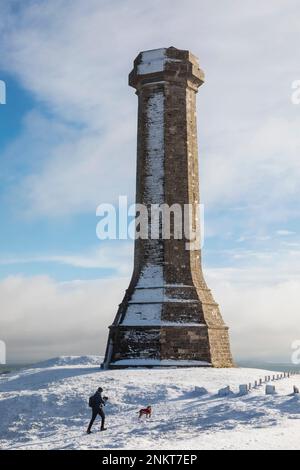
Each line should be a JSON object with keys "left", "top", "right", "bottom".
{"left": 138, "top": 406, "right": 152, "bottom": 419}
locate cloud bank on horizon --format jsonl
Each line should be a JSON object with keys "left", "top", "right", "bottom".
{"left": 0, "top": 0, "right": 300, "bottom": 362}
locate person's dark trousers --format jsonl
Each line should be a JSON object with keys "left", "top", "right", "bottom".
{"left": 87, "top": 407, "right": 105, "bottom": 432}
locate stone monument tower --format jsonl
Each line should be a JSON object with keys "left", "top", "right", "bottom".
{"left": 102, "top": 47, "right": 233, "bottom": 369}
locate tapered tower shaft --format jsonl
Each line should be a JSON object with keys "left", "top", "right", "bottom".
{"left": 103, "top": 47, "right": 233, "bottom": 368}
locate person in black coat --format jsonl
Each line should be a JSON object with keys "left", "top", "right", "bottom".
{"left": 87, "top": 387, "right": 107, "bottom": 434}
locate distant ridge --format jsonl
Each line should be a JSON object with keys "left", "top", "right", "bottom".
{"left": 32, "top": 355, "right": 102, "bottom": 368}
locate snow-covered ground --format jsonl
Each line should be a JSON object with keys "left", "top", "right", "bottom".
{"left": 0, "top": 356, "right": 299, "bottom": 450}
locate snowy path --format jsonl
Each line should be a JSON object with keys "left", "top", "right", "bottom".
{"left": 0, "top": 356, "right": 299, "bottom": 450}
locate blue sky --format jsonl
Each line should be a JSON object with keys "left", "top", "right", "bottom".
{"left": 0, "top": 0, "right": 300, "bottom": 363}
{"left": 0, "top": 74, "right": 120, "bottom": 281}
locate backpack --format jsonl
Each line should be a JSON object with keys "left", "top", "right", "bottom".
{"left": 89, "top": 395, "right": 95, "bottom": 408}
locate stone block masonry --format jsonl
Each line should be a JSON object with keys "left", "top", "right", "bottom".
{"left": 102, "top": 47, "right": 234, "bottom": 368}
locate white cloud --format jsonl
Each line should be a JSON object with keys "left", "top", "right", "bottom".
{"left": 202, "top": 117, "right": 300, "bottom": 218}
{"left": 1, "top": 0, "right": 300, "bottom": 220}
{"left": 2, "top": 110, "right": 136, "bottom": 217}
{"left": 276, "top": 230, "right": 295, "bottom": 236}
{"left": 1, "top": 266, "right": 300, "bottom": 363}
{"left": 206, "top": 267, "right": 300, "bottom": 362}
{"left": 0, "top": 275, "right": 127, "bottom": 363}
{"left": 0, "top": 242, "right": 133, "bottom": 275}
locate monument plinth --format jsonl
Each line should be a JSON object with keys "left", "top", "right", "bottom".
{"left": 102, "top": 47, "right": 234, "bottom": 369}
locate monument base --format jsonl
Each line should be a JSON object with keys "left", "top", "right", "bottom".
{"left": 102, "top": 324, "right": 234, "bottom": 369}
